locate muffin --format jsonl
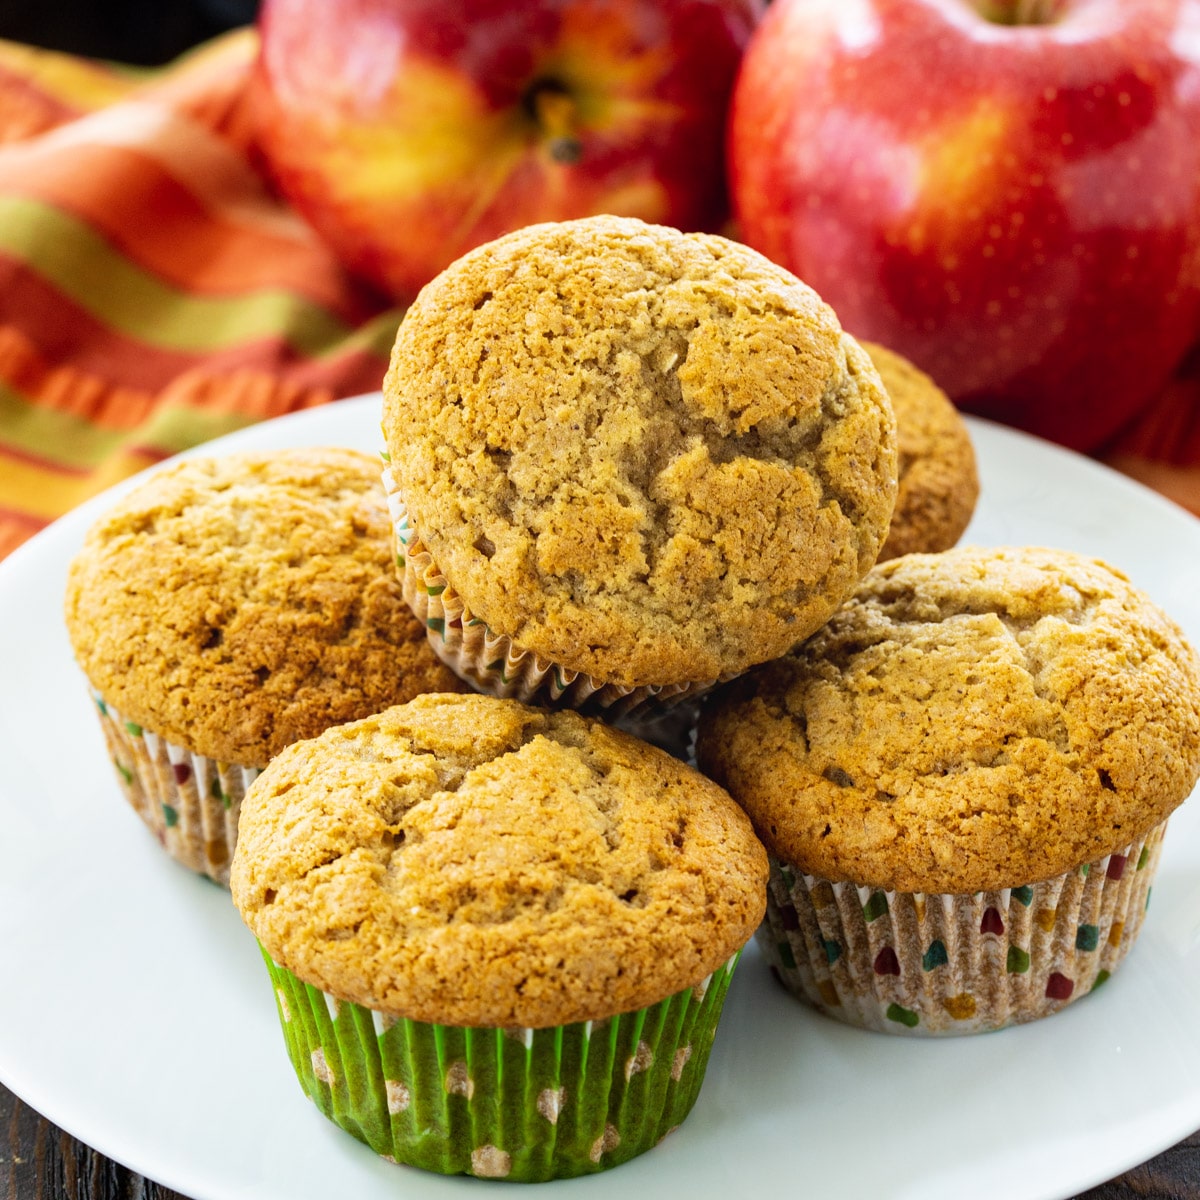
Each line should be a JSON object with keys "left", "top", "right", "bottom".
{"left": 382, "top": 214, "right": 898, "bottom": 713}
{"left": 230, "top": 693, "right": 767, "bottom": 1180}
{"left": 698, "top": 546, "right": 1200, "bottom": 1035}
{"left": 862, "top": 341, "right": 979, "bottom": 561}
{"left": 64, "top": 448, "right": 466, "bottom": 884}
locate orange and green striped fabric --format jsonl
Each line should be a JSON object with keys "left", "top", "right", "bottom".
{"left": 1102, "top": 346, "right": 1200, "bottom": 516}
{"left": 0, "top": 28, "right": 402, "bottom": 560}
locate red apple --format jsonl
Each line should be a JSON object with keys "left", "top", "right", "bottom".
{"left": 251, "top": 0, "right": 761, "bottom": 303}
{"left": 729, "top": 0, "right": 1200, "bottom": 452}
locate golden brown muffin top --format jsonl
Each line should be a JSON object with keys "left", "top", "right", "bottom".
{"left": 231, "top": 693, "right": 768, "bottom": 1027}
{"left": 383, "top": 215, "right": 897, "bottom": 689}
{"left": 64, "top": 449, "right": 466, "bottom": 767}
{"left": 698, "top": 546, "right": 1200, "bottom": 894}
{"left": 863, "top": 342, "right": 979, "bottom": 562}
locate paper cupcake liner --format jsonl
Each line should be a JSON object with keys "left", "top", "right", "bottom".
{"left": 91, "top": 691, "right": 259, "bottom": 886}
{"left": 612, "top": 700, "right": 702, "bottom": 764}
{"left": 759, "top": 822, "right": 1166, "bottom": 1036}
{"left": 261, "top": 948, "right": 740, "bottom": 1181}
{"left": 381, "top": 466, "right": 719, "bottom": 717}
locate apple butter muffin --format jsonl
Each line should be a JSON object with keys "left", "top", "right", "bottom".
{"left": 64, "top": 448, "right": 466, "bottom": 884}
{"left": 230, "top": 692, "right": 767, "bottom": 1180}
{"left": 862, "top": 341, "right": 979, "bottom": 561}
{"left": 698, "top": 545, "right": 1200, "bottom": 1034}
{"left": 382, "top": 215, "right": 898, "bottom": 712}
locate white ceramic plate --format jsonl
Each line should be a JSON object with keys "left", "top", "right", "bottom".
{"left": 1, "top": 395, "right": 1198, "bottom": 1200}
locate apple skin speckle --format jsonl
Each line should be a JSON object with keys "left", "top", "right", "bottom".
{"left": 730, "top": 0, "right": 1200, "bottom": 452}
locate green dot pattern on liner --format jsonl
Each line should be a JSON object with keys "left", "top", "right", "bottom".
{"left": 262, "top": 949, "right": 740, "bottom": 1181}
{"left": 90, "top": 690, "right": 258, "bottom": 887}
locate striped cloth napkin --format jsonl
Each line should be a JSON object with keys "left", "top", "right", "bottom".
{"left": 1101, "top": 346, "right": 1200, "bottom": 517}
{"left": 0, "top": 28, "right": 401, "bottom": 560}
{"left": 0, "top": 25, "right": 1195, "bottom": 562}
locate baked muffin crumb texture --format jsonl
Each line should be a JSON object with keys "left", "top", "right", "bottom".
{"left": 699, "top": 546, "right": 1200, "bottom": 893}
{"left": 383, "top": 216, "right": 897, "bottom": 687}
{"left": 64, "top": 448, "right": 465, "bottom": 766}
{"left": 863, "top": 341, "right": 979, "bottom": 562}
{"left": 232, "top": 694, "right": 768, "bottom": 1027}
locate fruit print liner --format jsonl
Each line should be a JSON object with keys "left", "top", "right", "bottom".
{"left": 760, "top": 823, "right": 1166, "bottom": 1035}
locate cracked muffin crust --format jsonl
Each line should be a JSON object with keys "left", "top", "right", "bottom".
{"left": 65, "top": 448, "right": 466, "bottom": 767}
{"left": 698, "top": 545, "right": 1200, "bottom": 894}
{"left": 382, "top": 215, "right": 898, "bottom": 689}
{"left": 863, "top": 342, "right": 979, "bottom": 562}
{"left": 231, "top": 693, "right": 768, "bottom": 1027}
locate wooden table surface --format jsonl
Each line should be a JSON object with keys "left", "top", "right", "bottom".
{"left": 1, "top": 1082, "right": 1196, "bottom": 1200}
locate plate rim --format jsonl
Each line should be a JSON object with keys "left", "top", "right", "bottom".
{"left": 1, "top": 394, "right": 1198, "bottom": 1200}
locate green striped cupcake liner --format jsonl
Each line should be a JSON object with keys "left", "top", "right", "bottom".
{"left": 380, "top": 466, "right": 722, "bottom": 717}
{"left": 262, "top": 948, "right": 741, "bottom": 1181}
{"left": 90, "top": 689, "right": 258, "bottom": 886}
{"left": 760, "top": 821, "right": 1166, "bottom": 1036}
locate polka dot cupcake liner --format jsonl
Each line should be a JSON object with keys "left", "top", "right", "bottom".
{"left": 381, "top": 467, "right": 719, "bottom": 717}
{"left": 759, "top": 822, "right": 1166, "bottom": 1036}
{"left": 260, "top": 948, "right": 741, "bottom": 1181}
{"left": 91, "top": 691, "right": 258, "bottom": 886}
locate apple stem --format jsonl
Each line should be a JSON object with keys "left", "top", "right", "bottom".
{"left": 527, "top": 82, "right": 583, "bottom": 165}
{"left": 974, "top": 0, "right": 1064, "bottom": 24}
